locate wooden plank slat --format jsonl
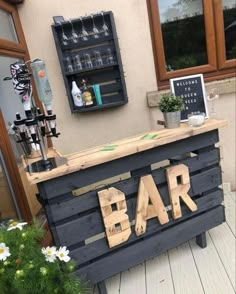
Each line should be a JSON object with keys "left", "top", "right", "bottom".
{"left": 209, "top": 223, "right": 236, "bottom": 290}
{"left": 52, "top": 168, "right": 222, "bottom": 247}
{"left": 166, "top": 164, "right": 197, "bottom": 219}
{"left": 101, "top": 93, "right": 124, "bottom": 104}
{"left": 69, "top": 189, "right": 223, "bottom": 264}
{"left": 46, "top": 147, "right": 220, "bottom": 222}
{"left": 75, "top": 206, "right": 225, "bottom": 284}
{"left": 38, "top": 131, "right": 220, "bottom": 200}
{"left": 27, "top": 119, "right": 226, "bottom": 185}
{"left": 100, "top": 81, "right": 122, "bottom": 95}
{"left": 120, "top": 264, "right": 146, "bottom": 294}
{"left": 146, "top": 253, "right": 175, "bottom": 294}
{"left": 105, "top": 274, "right": 120, "bottom": 294}
{"left": 168, "top": 242, "right": 204, "bottom": 294}
{"left": 98, "top": 188, "right": 131, "bottom": 248}
{"left": 134, "top": 176, "right": 149, "bottom": 236}
{"left": 189, "top": 232, "right": 235, "bottom": 294}
{"left": 135, "top": 175, "right": 169, "bottom": 236}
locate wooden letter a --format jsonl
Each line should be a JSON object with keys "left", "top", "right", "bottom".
{"left": 98, "top": 187, "right": 131, "bottom": 248}
{"left": 166, "top": 164, "right": 198, "bottom": 219}
{"left": 135, "top": 175, "right": 169, "bottom": 236}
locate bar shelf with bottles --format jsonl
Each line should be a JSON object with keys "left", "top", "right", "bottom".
{"left": 51, "top": 11, "right": 128, "bottom": 113}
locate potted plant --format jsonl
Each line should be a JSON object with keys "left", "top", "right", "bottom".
{"left": 158, "top": 93, "right": 184, "bottom": 128}
{"left": 0, "top": 220, "right": 89, "bottom": 294}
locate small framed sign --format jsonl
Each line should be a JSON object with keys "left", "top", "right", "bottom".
{"left": 170, "top": 74, "right": 208, "bottom": 121}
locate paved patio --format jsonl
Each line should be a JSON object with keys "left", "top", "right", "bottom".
{"left": 94, "top": 185, "right": 235, "bottom": 294}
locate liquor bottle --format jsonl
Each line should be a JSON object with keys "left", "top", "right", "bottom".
{"left": 31, "top": 59, "right": 53, "bottom": 113}
{"left": 81, "top": 79, "right": 94, "bottom": 107}
{"left": 71, "top": 80, "right": 83, "bottom": 107}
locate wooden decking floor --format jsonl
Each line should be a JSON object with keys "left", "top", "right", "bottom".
{"left": 94, "top": 187, "right": 235, "bottom": 294}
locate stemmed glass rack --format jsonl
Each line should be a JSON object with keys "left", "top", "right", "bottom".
{"left": 52, "top": 11, "right": 128, "bottom": 113}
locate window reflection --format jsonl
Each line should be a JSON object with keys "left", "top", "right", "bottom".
{"left": 158, "top": 0, "right": 207, "bottom": 71}
{"left": 0, "top": 8, "right": 18, "bottom": 43}
{"left": 222, "top": 0, "right": 236, "bottom": 60}
{"left": 0, "top": 55, "right": 26, "bottom": 164}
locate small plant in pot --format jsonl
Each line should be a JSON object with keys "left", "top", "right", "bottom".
{"left": 159, "top": 93, "right": 184, "bottom": 129}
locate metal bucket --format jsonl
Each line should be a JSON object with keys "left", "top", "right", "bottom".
{"left": 163, "top": 111, "right": 181, "bottom": 129}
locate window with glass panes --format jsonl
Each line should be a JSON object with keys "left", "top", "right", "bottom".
{"left": 147, "top": 0, "right": 236, "bottom": 89}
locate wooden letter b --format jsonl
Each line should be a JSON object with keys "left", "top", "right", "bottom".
{"left": 98, "top": 187, "right": 131, "bottom": 248}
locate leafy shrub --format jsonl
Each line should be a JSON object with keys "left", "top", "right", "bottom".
{"left": 0, "top": 220, "right": 88, "bottom": 294}
{"left": 159, "top": 93, "right": 184, "bottom": 113}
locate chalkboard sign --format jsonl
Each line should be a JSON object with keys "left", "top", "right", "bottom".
{"left": 170, "top": 74, "right": 208, "bottom": 121}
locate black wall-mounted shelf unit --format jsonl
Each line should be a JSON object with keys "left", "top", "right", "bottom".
{"left": 51, "top": 11, "right": 128, "bottom": 113}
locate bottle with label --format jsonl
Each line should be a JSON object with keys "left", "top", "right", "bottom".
{"left": 81, "top": 79, "right": 94, "bottom": 107}
{"left": 71, "top": 80, "right": 83, "bottom": 107}
{"left": 31, "top": 59, "right": 53, "bottom": 113}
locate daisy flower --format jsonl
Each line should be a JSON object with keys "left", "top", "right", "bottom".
{"left": 56, "top": 246, "right": 71, "bottom": 262}
{"left": 41, "top": 246, "right": 57, "bottom": 263}
{"left": 0, "top": 243, "right": 11, "bottom": 261}
{"left": 7, "top": 221, "right": 27, "bottom": 231}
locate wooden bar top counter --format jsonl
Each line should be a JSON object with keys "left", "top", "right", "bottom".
{"left": 26, "top": 118, "right": 228, "bottom": 292}
{"left": 25, "top": 119, "right": 227, "bottom": 185}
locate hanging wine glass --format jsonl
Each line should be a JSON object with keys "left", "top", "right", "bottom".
{"left": 101, "top": 11, "right": 109, "bottom": 36}
{"left": 80, "top": 17, "right": 89, "bottom": 41}
{"left": 60, "top": 22, "right": 69, "bottom": 46}
{"left": 70, "top": 19, "right": 79, "bottom": 44}
{"left": 91, "top": 14, "right": 100, "bottom": 39}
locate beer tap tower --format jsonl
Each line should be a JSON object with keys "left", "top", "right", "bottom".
{"left": 5, "top": 59, "right": 67, "bottom": 173}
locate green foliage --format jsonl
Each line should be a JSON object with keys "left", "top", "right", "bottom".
{"left": 0, "top": 220, "right": 88, "bottom": 294}
{"left": 159, "top": 93, "right": 184, "bottom": 113}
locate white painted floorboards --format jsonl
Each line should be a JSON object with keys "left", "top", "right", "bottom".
{"left": 94, "top": 189, "right": 236, "bottom": 294}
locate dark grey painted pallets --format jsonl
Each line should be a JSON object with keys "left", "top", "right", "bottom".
{"left": 36, "top": 129, "right": 225, "bottom": 294}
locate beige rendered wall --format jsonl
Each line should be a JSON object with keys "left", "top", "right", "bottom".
{"left": 18, "top": 0, "right": 235, "bottom": 189}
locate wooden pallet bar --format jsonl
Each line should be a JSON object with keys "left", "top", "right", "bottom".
{"left": 25, "top": 119, "right": 227, "bottom": 294}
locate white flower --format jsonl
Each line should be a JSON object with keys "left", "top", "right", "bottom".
{"left": 7, "top": 221, "right": 27, "bottom": 231}
{"left": 41, "top": 246, "right": 57, "bottom": 263}
{"left": 56, "top": 246, "right": 71, "bottom": 262}
{"left": 0, "top": 243, "right": 11, "bottom": 261}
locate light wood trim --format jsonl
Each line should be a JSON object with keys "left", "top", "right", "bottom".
{"left": 203, "top": 0, "right": 217, "bottom": 69}
{"left": 0, "top": 39, "right": 25, "bottom": 53}
{"left": 213, "top": 0, "right": 236, "bottom": 70}
{"left": 24, "top": 119, "right": 227, "bottom": 185}
{"left": 0, "top": 109, "right": 32, "bottom": 221}
{"left": 134, "top": 174, "right": 169, "bottom": 236}
{"left": 0, "top": 48, "right": 25, "bottom": 58}
{"left": 166, "top": 164, "right": 197, "bottom": 219}
{"left": 19, "top": 165, "right": 41, "bottom": 217}
{"left": 147, "top": 0, "right": 165, "bottom": 81}
{"left": 98, "top": 188, "right": 131, "bottom": 248}
{"left": 0, "top": 0, "right": 25, "bottom": 52}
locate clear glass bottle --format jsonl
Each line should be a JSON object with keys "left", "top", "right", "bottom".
{"left": 31, "top": 59, "right": 53, "bottom": 113}
{"left": 71, "top": 80, "right": 83, "bottom": 107}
